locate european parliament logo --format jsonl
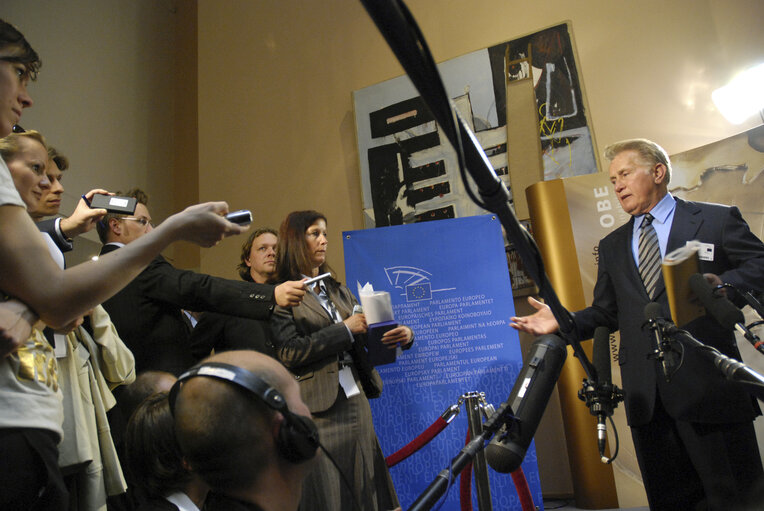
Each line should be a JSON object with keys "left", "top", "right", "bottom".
{"left": 405, "top": 282, "right": 431, "bottom": 301}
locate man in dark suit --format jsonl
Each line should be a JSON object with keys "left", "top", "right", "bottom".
{"left": 188, "top": 228, "right": 280, "bottom": 362}
{"left": 95, "top": 189, "right": 305, "bottom": 376}
{"left": 511, "top": 139, "right": 764, "bottom": 510}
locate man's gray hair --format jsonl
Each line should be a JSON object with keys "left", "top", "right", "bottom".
{"left": 604, "top": 138, "right": 672, "bottom": 184}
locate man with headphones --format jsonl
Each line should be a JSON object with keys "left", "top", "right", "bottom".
{"left": 171, "top": 350, "right": 320, "bottom": 511}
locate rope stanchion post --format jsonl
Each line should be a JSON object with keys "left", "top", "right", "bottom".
{"left": 384, "top": 391, "right": 536, "bottom": 511}
{"left": 464, "top": 392, "right": 493, "bottom": 511}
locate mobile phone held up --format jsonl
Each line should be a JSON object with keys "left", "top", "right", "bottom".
{"left": 89, "top": 194, "right": 137, "bottom": 215}
{"left": 225, "top": 210, "right": 253, "bottom": 225}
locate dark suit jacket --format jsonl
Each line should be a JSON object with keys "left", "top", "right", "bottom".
{"left": 270, "top": 278, "right": 384, "bottom": 413}
{"left": 99, "top": 243, "right": 276, "bottom": 376}
{"left": 574, "top": 198, "right": 763, "bottom": 426}
{"left": 188, "top": 311, "right": 278, "bottom": 363}
{"left": 205, "top": 492, "right": 264, "bottom": 511}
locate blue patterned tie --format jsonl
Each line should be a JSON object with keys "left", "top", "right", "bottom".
{"left": 638, "top": 213, "right": 661, "bottom": 299}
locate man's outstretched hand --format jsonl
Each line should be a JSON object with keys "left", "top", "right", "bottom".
{"left": 275, "top": 281, "right": 306, "bottom": 307}
{"left": 510, "top": 296, "right": 560, "bottom": 336}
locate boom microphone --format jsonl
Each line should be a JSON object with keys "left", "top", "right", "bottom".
{"left": 689, "top": 273, "right": 762, "bottom": 352}
{"left": 593, "top": 327, "right": 612, "bottom": 386}
{"left": 485, "top": 334, "right": 567, "bottom": 473}
{"left": 688, "top": 273, "right": 744, "bottom": 330}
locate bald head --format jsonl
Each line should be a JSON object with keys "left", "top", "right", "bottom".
{"left": 173, "top": 351, "right": 309, "bottom": 493}
{"left": 175, "top": 351, "right": 305, "bottom": 418}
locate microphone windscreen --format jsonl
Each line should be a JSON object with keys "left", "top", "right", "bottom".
{"left": 688, "top": 272, "right": 714, "bottom": 305}
{"left": 644, "top": 302, "right": 663, "bottom": 322}
{"left": 592, "top": 326, "right": 612, "bottom": 386}
{"left": 485, "top": 334, "right": 567, "bottom": 473}
{"left": 688, "top": 273, "right": 744, "bottom": 330}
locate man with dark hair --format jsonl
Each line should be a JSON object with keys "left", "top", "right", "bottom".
{"left": 125, "top": 391, "right": 209, "bottom": 511}
{"left": 173, "top": 351, "right": 315, "bottom": 511}
{"left": 98, "top": 190, "right": 305, "bottom": 375}
{"left": 512, "top": 138, "right": 764, "bottom": 509}
{"left": 189, "top": 228, "right": 280, "bottom": 362}
{"left": 118, "top": 370, "right": 178, "bottom": 421}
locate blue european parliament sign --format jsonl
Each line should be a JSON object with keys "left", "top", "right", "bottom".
{"left": 343, "top": 215, "right": 543, "bottom": 510}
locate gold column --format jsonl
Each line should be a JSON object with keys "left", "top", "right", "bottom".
{"left": 526, "top": 179, "right": 618, "bottom": 509}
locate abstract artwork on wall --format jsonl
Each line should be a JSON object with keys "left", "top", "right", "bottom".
{"left": 353, "top": 22, "right": 598, "bottom": 230}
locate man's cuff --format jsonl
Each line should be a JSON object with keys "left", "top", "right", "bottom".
{"left": 343, "top": 323, "right": 355, "bottom": 343}
{"left": 53, "top": 218, "right": 74, "bottom": 252}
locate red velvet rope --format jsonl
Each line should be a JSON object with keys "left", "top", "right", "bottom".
{"left": 511, "top": 468, "right": 535, "bottom": 511}
{"left": 385, "top": 416, "right": 449, "bottom": 467}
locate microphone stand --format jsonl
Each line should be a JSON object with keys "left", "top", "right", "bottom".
{"left": 408, "top": 401, "right": 517, "bottom": 511}
{"left": 719, "top": 283, "right": 764, "bottom": 321}
{"left": 718, "top": 284, "right": 764, "bottom": 353}
{"left": 359, "top": 0, "right": 598, "bottom": 383}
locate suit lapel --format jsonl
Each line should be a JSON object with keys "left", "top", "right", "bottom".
{"left": 298, "top": 291, "right": 335, "bottom": 325}
{"left": 619, "top": 218, "right": 644, "bottom": 290}
{"left": 666, "top": 198, "right": 703, "bottom": 253}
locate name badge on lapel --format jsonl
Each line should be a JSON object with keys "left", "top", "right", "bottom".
{"left": 696, "top": 242, "right": 714, "bottom": 261}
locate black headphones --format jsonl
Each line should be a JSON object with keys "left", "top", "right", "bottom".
{"left": 169, "top": 362, "right": 319, "bottom": 464}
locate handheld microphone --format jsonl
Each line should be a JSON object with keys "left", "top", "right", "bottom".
{"left": 644, "top": 303, "right": 679, "bottom": 381}
{"left": 688, "top": 274, "right": 762, "bottom": 355}
{"left": 485, "top": 334, "right": 567, "bottom": 473}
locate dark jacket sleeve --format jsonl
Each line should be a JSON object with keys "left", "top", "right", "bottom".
{"left": 270, "top": 303, "right": 353, "bottom": 369}
{"left": 715, "top": 205, "right": 764, "bottom": 295}
{"left": 36, "top": 218, "right": 73, "bottom": 253}
{"left": 572, "top": 236, "right": 620, "bottom": 341}
{"left": 138, "top": 255, "right": 276, "bottom": 320}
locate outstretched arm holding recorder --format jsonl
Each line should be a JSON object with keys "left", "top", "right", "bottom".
{"left": 0, "top": 200, "right": 247, "bottom": 329}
